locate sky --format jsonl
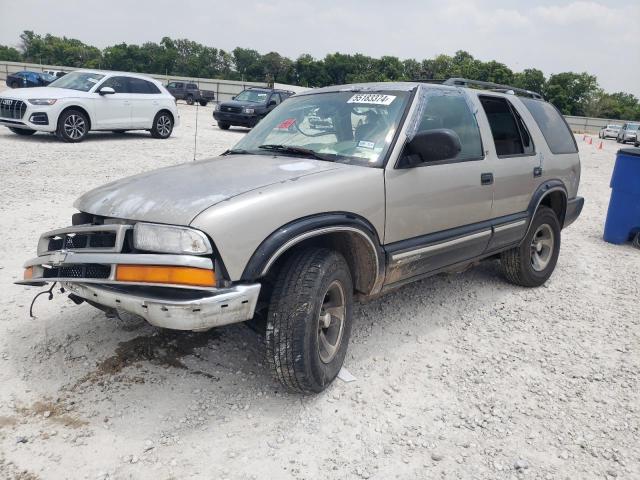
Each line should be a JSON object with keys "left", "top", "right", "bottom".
{"left": 1, "top": 0, "right": 638, "bottom": 96}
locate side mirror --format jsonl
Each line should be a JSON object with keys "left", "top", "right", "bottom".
{"left": 399, "top": 129, "right": 462, "bottom": 167}
{"left": 267, "top": 100, "right": 277, "bottom": 107}
{"left": 98, "top": 87, "right": 115, "bottom": 95}
{"left": 231, "top": 95, "right": 236, "bottom": 100}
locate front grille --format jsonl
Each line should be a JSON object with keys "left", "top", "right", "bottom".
{"left": 43, "top": 264, "right": 111, "bottom": 279}
{"left": 0, "top": 99, "right": 26, "bottom": 119}
{"left": 48, "top": 231, "right": 116, "bottom": 252}
{"left": 223, "top": 106, "right": 242, "bottom": 113}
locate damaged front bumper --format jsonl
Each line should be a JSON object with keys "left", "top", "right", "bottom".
{"left": 17, "top": 223, "right": 261, "bottom": 331}
{"left": 64, "top": 282, "right": 260, "bottom": 331}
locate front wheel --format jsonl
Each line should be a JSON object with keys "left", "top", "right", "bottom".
{"left": 9, "top": 127, "right": 36, "bottom": 136}
{"left": 217, "top": 122, "right": 230, "bottom": 130}
{"left": 199, "top": 100, "right": 208, "bottom": 107}
{"left": 56, "top": 109, "right": 89, "bottom": 142}
{"left": 150, "top": 112, "right": 173, "bottom": 139}
{"left": 265, "top": 248, "right": 353, "bottom": 393}
{"left": 500, "top": 206, "right": 561, "bottom": 287}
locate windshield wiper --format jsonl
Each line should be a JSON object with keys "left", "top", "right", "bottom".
{"left": 258, "top": 144, "right": 334, "bottom": 162}
{"left": 221, "top": 148, "right": 252, "bottom": 155}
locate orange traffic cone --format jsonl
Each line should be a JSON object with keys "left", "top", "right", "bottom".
{"left": 597, "top": 141, "right": 603, "bottom": 150}
{"left": 587, "top": 137, "right": 593, "bottom": 145}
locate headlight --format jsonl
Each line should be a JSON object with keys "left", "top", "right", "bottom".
{"left": 213, "top": 103, "right": 220, "bottom": 111}
{"left": 133, "top": 223, "right": 212, "bottom": 255}
{"left": 243, "top": 108, "right": 255, "bottom": 114}
{"left": 28, "top": 99, "right": 57, "bottom": 105}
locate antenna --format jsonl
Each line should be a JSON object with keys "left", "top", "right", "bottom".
{"left": 193, "top": 101, "right": 199, "bottom": 162}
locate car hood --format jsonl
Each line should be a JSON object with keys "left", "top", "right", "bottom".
{"left": 0, "top": 86, "right": 87, "bottom": 99}
{"left": 74, "top": 155, "right": 345, "bottom": 225}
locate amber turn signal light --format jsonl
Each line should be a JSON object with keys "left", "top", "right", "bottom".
{"left": 115, "top": 265, "right": 216, "bottom": 287}
{"left": 24, "top": 266, "right": 33, "bottom": 280}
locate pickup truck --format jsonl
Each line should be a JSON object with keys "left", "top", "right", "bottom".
{"left": 166, "top": 81, "right": 215, "bottom": 106}
{"left": 18, "top": 78, "right": 583, "bottom": 393}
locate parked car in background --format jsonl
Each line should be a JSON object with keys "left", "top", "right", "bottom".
{"left": 43, "top": 70, "right": 67, "bottom": 79}
{"left": 0, "top": 70, "right": 179, "bottom": 142}
{"left": 6, "top": 71, "right": 57, "bottom": 89}
{"left": 598, "top": 124, "right": 621, "bottom": 139}
{"left": 17, "top": 79, "right": 583, "bottom": 393}
{"left": 165, "top": 81, "right": 215, "bottom": 106}
{"left": 213, "top": 87, "right": 295, "bottom": 129}
{"left": 617, "top": 123, "right": 639, "bottom": 144}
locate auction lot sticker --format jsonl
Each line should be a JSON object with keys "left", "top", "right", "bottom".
{"left": 347, "top": 93, "right": 396, "bottom": 105}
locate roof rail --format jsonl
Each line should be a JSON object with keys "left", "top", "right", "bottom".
{"left": 443, "top": 78, "right": 544, "bottom": 100}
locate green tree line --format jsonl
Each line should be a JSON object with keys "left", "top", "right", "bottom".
{"left": 1, "top": 31, "right": 638, "bottom": 120}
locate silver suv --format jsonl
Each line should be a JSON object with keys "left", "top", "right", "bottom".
{"left": 18, "top": 78, "right": 584, "bottom": 393}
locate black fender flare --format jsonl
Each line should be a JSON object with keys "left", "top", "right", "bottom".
{"left": 241, "top": 212, "right": 385, "bottom": 294}
{"left": 525, "top": 179, "right": 568, "bottom": 235}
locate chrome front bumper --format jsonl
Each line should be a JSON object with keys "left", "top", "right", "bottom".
{"left": 64, "top": 282, "right": 261, "bottom": 331}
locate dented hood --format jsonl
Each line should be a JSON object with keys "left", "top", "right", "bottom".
{"left": 74, "top": 154, "right": 343, "bottom": 225}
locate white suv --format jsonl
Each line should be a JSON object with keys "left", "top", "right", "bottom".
{"left": 0, "top": 70, "right": 180, "bottom": 142}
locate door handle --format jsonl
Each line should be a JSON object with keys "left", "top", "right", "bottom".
{"left": 481, "top": 173, "right": 494, "bottom": 185}
{"left": 533, "top": 167, "right": 542, "bottom": 178}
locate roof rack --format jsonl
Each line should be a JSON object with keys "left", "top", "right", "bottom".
{"left": 443, "top": 78, "right": 544, "bottom": 100}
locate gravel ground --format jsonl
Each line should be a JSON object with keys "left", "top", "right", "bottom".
{"left": 0, "top": 102, "right": 638, "bottom": 480}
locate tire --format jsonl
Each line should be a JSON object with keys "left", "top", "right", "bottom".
{"left": 199, "top": 100, "right": 208, "bottom": 107}
{"left": 500, "top": 206, "right": 561, "bottom": 288}
{"left": 265, "top": 247, "right": 353, "bottom": 394}
{"left": 9, "top": 127, "right": 36, "bottom": 136}
{"left": 150, "top": 111, "right": 173, "bottom": 139}
{"left": 56, "top": 109, "right": 89, "bottom": 143}
{"left": 10, "top": 81, "right": 19, "bottom": 88}
{"left": 186, "top": 95, "right": 194, "bottom": 105}
{"left": 217, "top": 122, "right": 230, "bottom": 130}
{"left": 633, "top": 233, "right": 640, "bottom": 250}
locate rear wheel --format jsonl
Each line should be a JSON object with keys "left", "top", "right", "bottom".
{"left": 9, "top": 127, "right": 36, "bottom": 136}
{"left": 10, "top": 81, "right": 19, "bottom": 88}
{"left": 500, "top": 206, "right": 561, "bottom": 287}
{"left": 217, "top": 122, "right": 230, "bottom": 130}
{"left": 186, "top": 95, "right": 194, "bottom": 105}
{"left": 265, "top": 248, "right": 353, "bottom": 393}
{"left": 56, "top": 109, "right": 89, "bottom": 142}
{"left": 199, "top": 100, "right": 208, "bottom": 107}
{"left": 150, "top": 112, "right": 173, "bottom": 139}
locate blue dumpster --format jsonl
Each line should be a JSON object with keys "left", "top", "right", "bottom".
{"left": 604, "top": 148, "right": 640, "bottom": 244}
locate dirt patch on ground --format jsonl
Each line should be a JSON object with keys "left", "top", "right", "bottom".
{"left": 15, "top": 399, "right": 88, "bottom": 429}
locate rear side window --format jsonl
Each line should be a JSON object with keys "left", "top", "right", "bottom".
{"left": 417, "top": 92, "right": 483, "bottom": 161}
{"left": 187, "top": 83, "right": 198, "bottom": 89}
{"left": 479, "top": 96, "right": 534, "bottom": 157}
{"left": 128, "top": 77, "right": 160, "bottom": 94}
{"left": 521, "top": 98, "right": 578, "bottom": 154}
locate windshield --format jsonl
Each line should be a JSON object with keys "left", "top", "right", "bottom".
{"left": 232, "top": 90, "right": 411, "bottom": 167}
{"left": 41, "top": 73, "right": 56, "bottom": 82}
{"left": 234, "top": 90, "right": 270, "bottom": 103}
{"left": 628, "top": 124, "right": 640, "bottom": 131}
{"left": 607, "top": 125, "right": 621, "bottom": 129}
{"left": 49, "top": 72, "right": 105, "bottom": 92}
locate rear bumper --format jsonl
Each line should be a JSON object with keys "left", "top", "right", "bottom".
{"left": 65, "top": 282, "right": 261, "bottom": 331}
{"left": 564, "top": 196, "right": 584, "bottom": 228}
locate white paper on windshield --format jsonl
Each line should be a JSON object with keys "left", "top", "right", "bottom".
{"left": 347, "top": 93, "right": 396, "bottom": 105}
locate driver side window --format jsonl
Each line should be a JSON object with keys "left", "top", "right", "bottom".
{"left": 416, "top": 93, "right": 484, "bottom": 162}
{"left": 100, "top": 76, "right": 129, "bottom": 93}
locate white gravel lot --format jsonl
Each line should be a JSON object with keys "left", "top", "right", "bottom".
{"left": 0, "top": 101, "right": 638, "bottom": 480}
